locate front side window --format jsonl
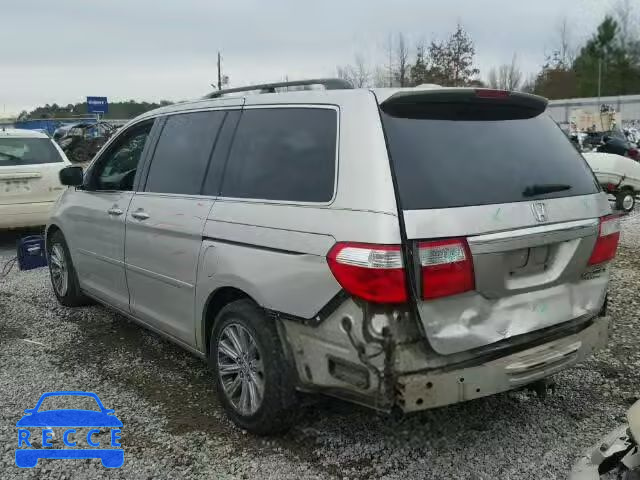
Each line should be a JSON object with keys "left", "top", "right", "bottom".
{"left": 221, "top": 108, "right": 337, "bottom": 202}
{"left": 93, "top": 122, "right": 152, "bottom": 191}
{"left": 144, "top": 110, "right": 225, "bottom": 195}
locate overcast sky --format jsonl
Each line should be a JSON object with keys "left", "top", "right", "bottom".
{"left": 0, "top": 0, "right": 627, "bottom": 115}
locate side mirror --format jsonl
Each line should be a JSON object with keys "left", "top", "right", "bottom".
{"left": 59, "top": 166, "right": 84, "bottom": 186}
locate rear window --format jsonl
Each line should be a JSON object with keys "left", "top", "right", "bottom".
{"left": 0, "top": 137, "right": 63, "bottom": 166}
{"left": 381, "top": 111, "right": 599, "bottom": 210}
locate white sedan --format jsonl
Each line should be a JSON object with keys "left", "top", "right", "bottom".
{"left": 0, "top": 128, "right": 71, "bottom": 228}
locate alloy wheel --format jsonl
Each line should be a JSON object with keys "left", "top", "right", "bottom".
{"left": 623, "top": 194, "right": 635, "bottom": 211}
{"left": 217, "top": 323, "right": 265, "bottom": 416}
{"left": 50, "top": 244, "right": 68, "bottom": 297}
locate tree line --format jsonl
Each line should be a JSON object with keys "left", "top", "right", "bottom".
{"left": 18, "top": 99, "right": 173, "bottom": 121}
{"left": 337, "top": 24, "right": 482, "bottom": 89}
{"left": 337, "top": 0, "right": 640, "bottom": 99}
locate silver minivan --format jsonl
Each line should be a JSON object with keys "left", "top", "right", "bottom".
{"left": 48, "top": 80, "right": 619, "bottom": 434}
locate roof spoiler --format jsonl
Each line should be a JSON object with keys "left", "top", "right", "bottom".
{"left": 380, "top": 89, "right": 548, "bottom": 120}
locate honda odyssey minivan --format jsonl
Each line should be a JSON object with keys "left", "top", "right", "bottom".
{"left": 47, "top": 80, "right": 618, "bottom": 434}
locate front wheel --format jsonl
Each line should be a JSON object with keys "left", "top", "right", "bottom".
{"left": 615, "top": 189, "right": 636, "bottom": 213}
{"left": 211, "top": 299, "right": 297, "bottom": 435}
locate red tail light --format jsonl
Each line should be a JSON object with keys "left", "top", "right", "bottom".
{"left": 419, "top": 238, "right": 475, "bottom": 300}
{"left": 588, "top": 215, "right": 621, "bottom": 265}
{"left": 628, "top": 148, "right": 639, "bottom": 160}
{"left": 475, "top": 89, "right": 510, "bottom": 99}
{"left": 327, "top": 243, "right": 407, "bottom": 304}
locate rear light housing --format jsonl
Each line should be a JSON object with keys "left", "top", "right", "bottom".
{"left": 327, "top": 238, "right": 476, "bottom": 304}
{"left": 419, "top": 239, "right": 475, "bottom": 299}
{"left": 588, "top": 215, "right": 621, "bottom": 265}
{"left": 327, "top": 243, "right": 407, "bottom": 304}
{"left": 628, "top": 148, "right": 639, "bottom": 160}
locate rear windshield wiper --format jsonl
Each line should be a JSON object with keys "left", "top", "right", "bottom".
{"left": 522, "top": 184, "right": 572, "bottom": 197}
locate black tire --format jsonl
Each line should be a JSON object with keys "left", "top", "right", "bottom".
{"left": 47, "top": 230, "right": 92, "bottom": 307}
{"left": 210, "top": 299, "right": 298, "bottom": 435}
{"left": 615, "top": 188, "right": 636, "bottom": 213}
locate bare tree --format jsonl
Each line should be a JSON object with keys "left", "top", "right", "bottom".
{"left": 504, "top": 53, "right": 523, "bottom": 90}
{"left": 487, "top": 68, "right": 499, "bottom": 89}
{"left": 395, "top": 33, "right": 410, "bottom": 87}
{"left": 384, "top": 34, "right": 395, "bottom": 87}
{"left": 487, "top": 54, "right": 523, "bottom": 90}
{"left": 613, "top": 0, "right": 639, "bottom": 51}
{"left": 372, "top": 66, "right": 389, "bottom": 87}
{"left": 353, "top": 54, "right": 370, "bottom": 87}
{"left": 555, "top": 17, "right": 575, "bottom": 68}
{"left": 336, "top": 54, "right": 371, "bottom": 88}
{"left": 520, "top": 73, "right": 537, "bottom": 94}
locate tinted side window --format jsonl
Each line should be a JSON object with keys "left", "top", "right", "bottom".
{"left": 145, "top": 111, "right": 225, "bottom": 195}
{"left": 221, "top": 108, "right": 337, "bottom": 202}
{"left": 94, "top": 122, "right": 152, "bottom": 191}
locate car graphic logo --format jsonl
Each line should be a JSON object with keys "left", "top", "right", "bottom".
{"left": 15, "top": 391, "right": 123, "bottom": 468}
{"left": 531, "top": 202, "right": 548, "bottom": 223}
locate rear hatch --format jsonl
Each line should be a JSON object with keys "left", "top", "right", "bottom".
{"left": 0, "top": 135, "right": 67, "bottom": 205}
{"left": 378, "top": 89, "right": 615, "bottom": 355}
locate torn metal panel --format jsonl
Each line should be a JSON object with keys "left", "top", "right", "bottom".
{"left": 415, "top": 273, "right": 608, "bottom": 355}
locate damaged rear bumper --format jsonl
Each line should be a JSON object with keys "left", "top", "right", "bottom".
{"left": 397, "top": 316, "right": 609, "bottom": 412}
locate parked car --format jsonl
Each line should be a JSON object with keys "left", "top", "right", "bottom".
{"left": 584, "top": 152, "right": 640, "bottom": 212}
{"left": 0, "top": 128, "right": 71, "bottom": 229}
{"left": 47, "top": 81, "right": 617, "bottom": 434}
{"left": 57, "top": 122, "right": 118, "bottom": 165}
{"left": 583, "top": 130, "right": 640, "bottom": 160}
{"left": 571, "top": 400, "right": 640, "bottom": 479}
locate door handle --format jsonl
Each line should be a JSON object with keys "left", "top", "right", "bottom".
{"left": 107, "top": 207, "right": 123, "bottom": 216}
{"left": 131, "top": 210, "right": 150, "bottom": 221}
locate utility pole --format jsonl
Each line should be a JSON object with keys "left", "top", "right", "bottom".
{"left": 597, "top": 57, "right": 602, "bottom": 101}
{"left": 217, "top": 51, "right": 222, "bottom": 91}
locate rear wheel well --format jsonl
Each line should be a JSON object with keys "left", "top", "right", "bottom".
{"left": 203, "top": 287, "right": 254, "bottom": 355}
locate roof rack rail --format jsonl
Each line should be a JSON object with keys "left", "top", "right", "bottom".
{"left": 204, "top": 78, "right": 353, "bottom": 99}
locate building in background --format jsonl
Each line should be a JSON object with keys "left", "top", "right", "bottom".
{"left": 547, "top": 94, "right": 640, "bottom": 130}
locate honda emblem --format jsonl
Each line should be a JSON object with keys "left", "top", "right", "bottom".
{"left": 531, "top": 202, "right": 548, "bottom": 223}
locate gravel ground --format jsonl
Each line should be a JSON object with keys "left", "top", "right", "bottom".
{"left": 0, "top": 213, "right": 639, "bottom": 480}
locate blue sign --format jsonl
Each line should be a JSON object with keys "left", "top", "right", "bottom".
{"left": 87, "top": 96, "right": 108, "bottom": 114}
{"left": 15, "top": 391, "right": 123, "bottom": 468}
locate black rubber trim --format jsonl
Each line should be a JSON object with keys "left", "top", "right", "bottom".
{"left": 266, "top": 290, "right": 349, "bottom": 327}
{"left": 202, "top": 236, "right": 305, "bottom": 256}
{"left": 372, "top": 91, "right": 423, "bottom": 328}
